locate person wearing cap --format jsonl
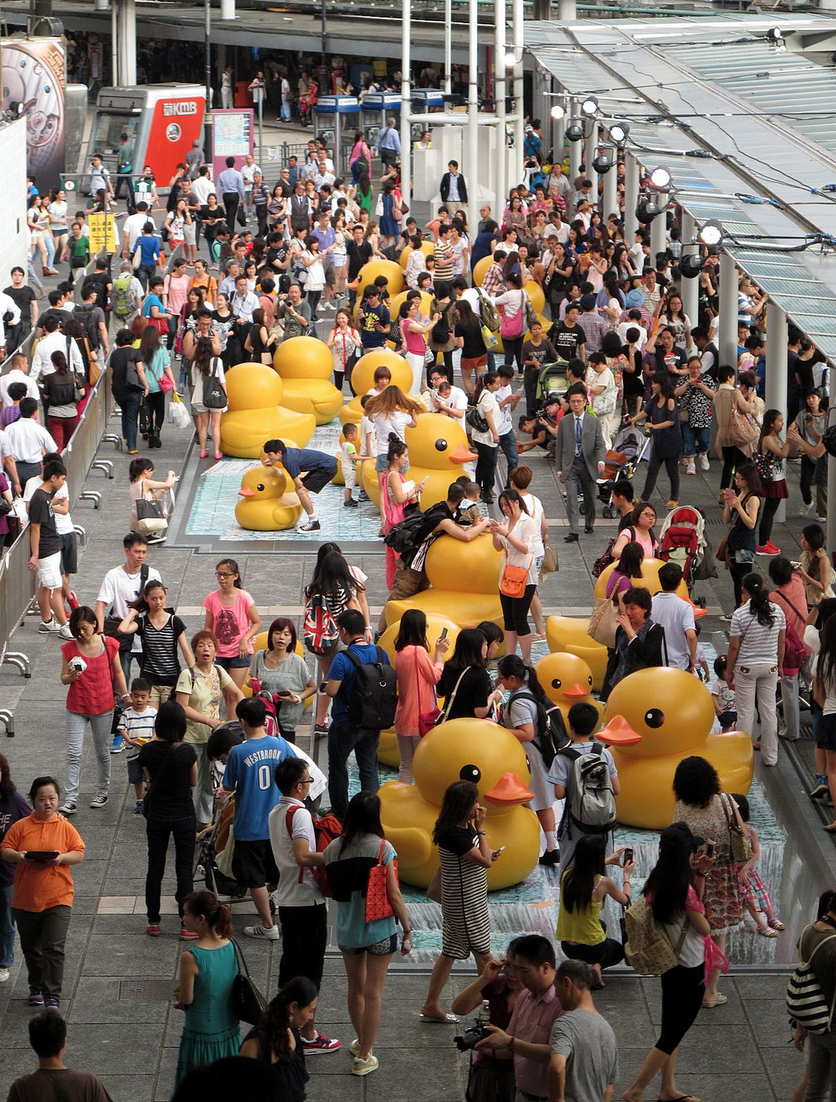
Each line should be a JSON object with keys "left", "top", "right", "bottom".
{"left": 618, "top": 289, "right": 653, "bottom": 333}
{"left": 576, "top": 294, "right": 608, "bottom": 357}
{"left": 621, "top": 821, "right": 714, "bottom": 1102}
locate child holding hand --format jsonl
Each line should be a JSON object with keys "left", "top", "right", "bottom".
{"left": 731, "top": 792, "right": 784, "bottom": 938}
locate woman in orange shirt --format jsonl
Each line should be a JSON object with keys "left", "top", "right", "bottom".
{"left": 393, "top": 609, "right": 450, "bottom": 783}
{"left": 1, "top": 776, "right": 85, "bottom": 1010}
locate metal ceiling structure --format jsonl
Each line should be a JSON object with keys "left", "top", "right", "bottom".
{"left": 525, "top": 14, "right": 836, "bottom": 360}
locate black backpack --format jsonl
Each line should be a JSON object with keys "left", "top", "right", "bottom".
{"left": 72, "top": 304, "right": 99, "bottom": 350}
{"left": 344, "top": 647, "right": 398, "bottom": 730}
{"left": 383, "top": 509, "right": 427, "bottom": 557}
{"left": 45, "top": 372, "right": 76, "bottom": 407}
{"left": 509, "top": 690, "right": 570, "bottom": 769}
{"left": 430, "top": 303, "right": 451, "bottom": 345}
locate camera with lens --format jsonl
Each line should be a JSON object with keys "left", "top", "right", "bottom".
{"left": 454, "top": 1014, "right": 490, "bottom": 1052}
{"left": 2, "top": 311, "right": 13, "bottom": 326}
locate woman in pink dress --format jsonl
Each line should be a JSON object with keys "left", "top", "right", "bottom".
{"left": 380, "top": 435, "right": 426, "bottom": 588}
{"left": 393, "top": 609, "right": 450, "bottom": 783}
{"left": 202, "top": 558, "right": 262, "bottom": 689}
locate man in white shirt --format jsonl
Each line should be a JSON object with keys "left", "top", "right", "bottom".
{"left": 31, "top": 316, "right": 84, "bottom": 382}
{"left": 218, "top": 261, "right": 242, "bottom": 299}
{"left": 121, "top": 202, "right": 156, "bottom": 258}
{"left": 94, "top": 532, "right": 162, "bottom": 691}
{"left": 543, "top": 211, "right": 570, "bottom": 245}
{"left": 5, "top": 399, "right": 57, "bottom": 485}
{"left": 0, "top": 426, "right": 21, "bottom": 493}
{"left": 190, "top": 166, "right": 213, "bottom": 207}
{"left": 241, "top": 153, "right": 261, "bottom": 217}
{"left": 426, "top": 369, "right": 468, "bottom": 419}
{"left": 314, "top": 161, "right": 336, "bottom": 191}
{"left": 268, "top": 757, "right": 340, "bottom": 1055}
{"left": 0, "top": 352, "right": 39, "bottom": 407}
{"left": 231, "top": 275, "right": 260, "bottom": 324}
{"left": 651, "top": 562, "right": 697, "bottom": 672}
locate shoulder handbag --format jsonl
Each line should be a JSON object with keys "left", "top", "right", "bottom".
{"left": 416, "top": 650, "right": 440, "bottom": 737}
{"left": 523, "top": 290, "right": 537, "bottom": 329}
{"left": 202, "top": 358, "right": 226, "bottom": 409}
{"left": 365, "top": 839, "right": 397, "bottom": 923}
{"left": 588, "top": 596, "right": 619, "bottom": 648}
{"left": 428, "top": 666, "right": 470, "bottom": 729}
{"left": 141, "top": 740, "right": 182, "bottom": 818}
{"left": 499, "top": 292, "right": 524, "bottom": 340}
{"left": 466, "top": 399, "right": 489, "bottom": 434}
{"left": 500, "top": 543, "right": 532, "bottom": 599}
{"left": 230, "top": 937, "right": 267, "bottom": 1024}
{"left": 722, "top": 792, "right": 752, "bottom": 863}
{"left": 727, "top": 403, "right": 758, "bottom": 449}
{"left": 136, "top": 497, "right": 166, "bottom": 523}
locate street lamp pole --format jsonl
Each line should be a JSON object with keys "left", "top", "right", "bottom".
{"left": 204, "top": 0, "right": 212, "bottom": 155}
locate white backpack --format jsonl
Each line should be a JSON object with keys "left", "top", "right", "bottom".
{"left": 558, "top": 741, "right": 617, "bottom": 837}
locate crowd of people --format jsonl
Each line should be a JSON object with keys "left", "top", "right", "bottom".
{"left": 0, "top": 109, "right": 833, "bottom": 1102}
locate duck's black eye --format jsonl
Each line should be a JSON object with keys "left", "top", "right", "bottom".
{"left": 435, "top": 438, "right": 449, "bottom": 452}
{"left": 588, "top": 677, "right": 593, "bottom": 687}
{"left": 551, "top": 678, "right": 562, "bottom": 689}
{"left": 256, "top": 484, "right": 265, "bottom": 492}
{"left": 460, "top": 764, "right": 481, "bottom": 783}
{"left": 645, "top": 709, "right": 665, "bottom": 729}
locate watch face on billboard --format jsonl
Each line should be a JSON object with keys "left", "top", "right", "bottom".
{"left": 166, "top": 122, "right": 182, "bottom": 142}
{"left": 1, "top": 38, "right": 66, "bottom": 185}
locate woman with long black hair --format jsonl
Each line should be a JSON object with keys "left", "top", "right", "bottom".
{"left": 240, "top": 976, "right": 317, "bottom": 1099}
{"left": 755, "top": 408, "right": 792, "bottom": 555}
{"left": 622, "top": 823, "right": 713, "bottom": 1102}
{"left": 435, "top": 629, "right": 493, "bottom": 722}
{"left": 491, "top": 490, "right": 538, "bottom": 662}
{"left": 393, "top": 609, "right": 449, "bottom": 783}
{"left": 420, "top": 780, "right": 499, "bottom": 1023}
{"left": 721, "top": 463, "right": 763, "bottom": 609}
{"left": 725, "top": 572, "right": 785, "bottom": 766}
{"left": 630, "top": 370, "right": 682, "bottom": 508}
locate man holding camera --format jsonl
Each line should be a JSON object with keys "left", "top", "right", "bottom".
{"left": 476, "top": 934, "right": 564, "bottom": 1102}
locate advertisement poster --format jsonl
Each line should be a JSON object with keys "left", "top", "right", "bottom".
{"left": 1, "top": 37, "right": 65, "bottom": 189}
{"left": 211, "top": 109, "right": 253, "bottom": 179}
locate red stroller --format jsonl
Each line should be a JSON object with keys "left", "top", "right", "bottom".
{"left": 658, "top": 505, "right": 708, "bottom": 607}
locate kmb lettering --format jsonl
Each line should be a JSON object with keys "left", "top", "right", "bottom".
{"left": 163, "top": 102, "right": 198, "bottom": 116}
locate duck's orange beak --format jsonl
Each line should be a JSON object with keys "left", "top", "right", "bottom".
{"left": 238, "top": 486, "right": 255, "bottom": 498}
{"left": 563, "top": 683, "right": 587, "bottom": 699}
{"left": 484, "top": 771, "right": 535, "bottom": 805}
{"left": 596, "top": 714, "right": 642, "bottom": 746}
{"left": 689, "top": 600, "right": 707, "bottom": 620}
{"left": 451, "top": 443, "right": 478, "bottom": 464}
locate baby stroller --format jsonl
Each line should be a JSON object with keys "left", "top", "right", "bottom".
{"left": 658, "top": 505, "right": 709, "bottom": 606}
{"left": 596, "top": 425, "right": 652, "bottom": 518}
{"left": 535, "top": 360, "right": 569, "bottom": 404}
{"left": 193, "top": 792, "right": 249, "bottom": 904}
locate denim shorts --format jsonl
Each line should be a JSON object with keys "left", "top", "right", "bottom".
{"left": 215, "top": 654, "right": 252, "bottom": 671}
{"left": 339, "top": 933, "right": 398, "bottom": 956}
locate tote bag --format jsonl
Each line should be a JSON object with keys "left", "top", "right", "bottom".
{"left": 587, "top": 597, "right": 619, "bottom": 648}
{"left": 365, "top": 840, "right": 397, "bottom": 923}
{"left": 499, "top": 292, "right": 524, "bottom": 340}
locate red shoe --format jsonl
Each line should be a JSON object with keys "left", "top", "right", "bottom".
{"left": 756, "top": 541, "right": 781, "bottom": 556}
{"left": 302, "top": 1029, "right": 341, "bottom": 1054}
{"left": 67, "top": 591, "right": 79, "bottom": 611}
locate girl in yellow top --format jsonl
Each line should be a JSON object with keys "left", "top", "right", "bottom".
{"left": 555, "top": 835, "right": 634, "bottom": 988}
{"left": 1, "top": 776, "right": 85, "bottom": 1009}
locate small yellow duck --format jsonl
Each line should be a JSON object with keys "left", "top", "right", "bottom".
{"left": 535, "top": 652, "right": 603, "bottom": 726}
{"left": 234, "top": 465, "right": 303, "bottom": 532}
{"left": 338, "top": 350, "right": 413, "bottom": 427}
{"left": 596, "top": 667, "right": 754, "bottom": 829}
{"left": 378, "top": 717, "right": 541, "bottom": 890}
{"left": 220, "top": 363, "right": 315, "bottom": 458}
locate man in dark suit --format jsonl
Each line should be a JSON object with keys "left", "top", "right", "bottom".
{"left": 556, "top": 385, "right": 606, "bottom": 542}
{"left": 439, "top": 160, "right": 468, "bottom": 216}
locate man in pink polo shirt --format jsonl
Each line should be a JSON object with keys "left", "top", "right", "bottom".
{"left": 476, "top": 934, "right": 564, "bottom": 1102}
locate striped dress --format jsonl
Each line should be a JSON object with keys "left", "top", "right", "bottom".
{"left": 138, "top": 612, "right": 187, "bottom": 689}
{"left": 438, "top": 824, "right": 491, "bottom": 959}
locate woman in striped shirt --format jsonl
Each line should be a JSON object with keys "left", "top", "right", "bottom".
{"left": 725, "top": 572, "right": 785, "bottom": 766}
{"left": 119, "top": 580, "right": 193, "bottom": 705}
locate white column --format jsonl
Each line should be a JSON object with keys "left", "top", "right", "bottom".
{"left": 400, "top": 0, "right": 412, "bottom": 204}
{"left": 467, "top": 0, "right": 479, "bottom": 232}
{"left": 444, "top": 0, "right": 453, "bottom": 94}
{"left": 765, "top": 302, "right": 788, "bottom": 523}
{"left": 584, "top": 124, "right": 597, "bottom": 190}
{"left": 624, "top": 151, "right": 639, "bottom": 241}
{"left": 220, "top": 0, "right": 235, "bottom": 18}
{"left": 602, "top": 147, "right": 617, "bottom": 221}
{"left": 113, "top": 0, "right": 137, "bottom": 87}
{"left": 494, "top": 0, "right": 506, "bottom": 217}
{"left": 718, "top": 252, "right": 738, "bottom": 374}
{"left": 558, "top": 0, "right": 576, "bottom": 15}
{"left": 512, "top": 0, "right": 524, "bottom": 182}
{"left": 650, "top": 195, "right": 667, "bottom": 263}
{"left": 680, "top": 210, "right": 698, "bottom": 325}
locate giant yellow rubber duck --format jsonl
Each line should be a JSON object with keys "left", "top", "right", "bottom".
{"left": 546, "top": 557, "right": 695, "bottom": 690}
{"left": 399, "top": 241, "right": 435, "bottom": 269}
{"left": 356, "top": 258, "right": 405, "bottom": 299}
{"left": 235, "top": 465, "right": 303, "bottom": 532}
{"left": 385, "top": 532, "right": 503, "bottom": 631}
{"left": 378, "top": 717, "right": 541, "bottom": 889}
{"left": 535, "top": 652, "right": 603, "bottom": 726}
{"left": 375, "top": 613, "right": 461, "bottom": 768}
{"left": 361, "top": 413, "right": 477, "bottom": 510}
{"left": 272, "top": 336, "right": 343, "bottom": 425}
{"left": 338, "top": 350, "right": 413, "bottom": 427}
{"left": 596, "top": 667, "right": 754, "bottom": 829}
{"left": 220, "top": 363, "right": 315, "bottom": 458}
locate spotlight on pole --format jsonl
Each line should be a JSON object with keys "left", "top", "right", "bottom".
{"left": 580, "top": 95, "right": 599, "bottom": 117}
{"left": 565, "top": 120, "right": 585, "bottom": 142}
{"left": 697, "top": 220, "right": 724, "bottom": 247}
{"left": 766, "top": 27, "right": 786, "bottom": 51}
{"left": 635, "top": 196, "right": 660, "bottom": 223}
{"left": 649, "top": 165, "right": 672, "bottom": 190}
{"left": 608, "top": 121, "right": 630, "bottom": 144}
{"left": 550, "top": 104, "right": 566, "bottom": 121}
{"left": 679, "top": 254, "right": 706, "bottom": 279}
{"left": 504, "top": 50, "right": 519, "bottom": 68}
{"left": 592, "top": 153, "right": 614, "bottom": 174}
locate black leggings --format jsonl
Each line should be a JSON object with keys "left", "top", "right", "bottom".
{"left": 642, "top": 454, "right": 680, "bottom": 503}
{"left": 801, "top": 455, "right": 817, "bottom": 506}
{"left": 474, "top": 440, "right": 498, "bottom": 496}
{"left": 504, "top": 335, "right": 524, "bottom": 373}
{"left": 306, "top": 289, "right": 322, "bottom": 320}
{"left": 500, "top": 583, "right": 536, "bottom": 636}
{"left": 144, "top": 391, "right": 165, "bottom": 434}
{"left": 720, "top": 445, "right": 746, "bottom": 491}
{"left": 730, "top": 558, "right": 752, "bottom": 607}
{"left": 759, "top": 496, "right": 781, "bottom": 546}
{"left": 657, "top": 962, "right": 705, "bottom": 1055}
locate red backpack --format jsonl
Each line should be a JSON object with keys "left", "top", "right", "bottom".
{"left": 285, "top": 805, "right": 342, "bottom": 897}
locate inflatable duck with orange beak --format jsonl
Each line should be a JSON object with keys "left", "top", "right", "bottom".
{"left": 378, "top": 717, "right": 541, "bottom": 890}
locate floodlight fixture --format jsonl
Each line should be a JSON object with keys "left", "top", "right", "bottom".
{"left": 580, "top": 95, "right": 599, "bottom": 117}
{"left": 550, "top": 104, "right": 565, "bottom": 121}
{"left": 608, "top": 121, "right": 630, "bottom": 144}
{"left": 679, "top": 254, "right": 706, "bottom": 279}
{"left": 504, "top": 50, "right": 519, "bottom": 68}
{"left": 649, "top": 165, "right": 672, "bottom": 189}
{"left": 697, "top": 220, "right": 724, "bottom": 247}
{"left": 592, "top": 153, "right": 614, "bottom": 174}
{"left": 565, "top": 120, "right": 585, "bottom": 142}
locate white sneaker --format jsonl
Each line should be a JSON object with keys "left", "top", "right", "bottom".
{"left": 0, "top": 967, "right": 9, "bottom": 982}
{"left": 698, "top": 453, "right": 710, "bottom": 472}
{"left": 685, "top": 460, "right": 696, "bottom": 476}
{"left": 58, "top": 624, "right": 72, "bottom": 640}
{"left": 798, "top": 503, "right": 814, "bottom": 517}
{"left": 38, "top": 618, "right": 60, "bottom": 633}
{"left": 352, "top": 1054, "right": 379, "bottom": 1077}
{"left": 243, "top": 924, "right": 280, "bottom": 941}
